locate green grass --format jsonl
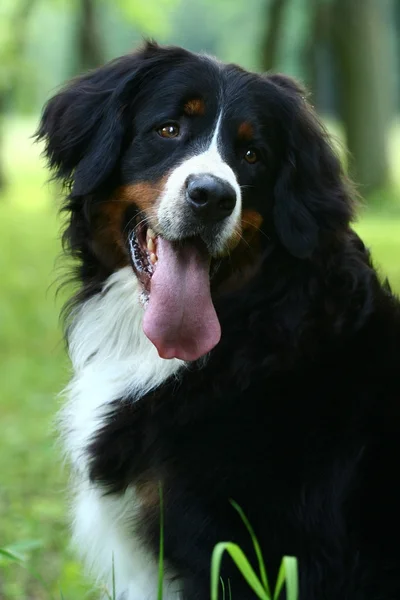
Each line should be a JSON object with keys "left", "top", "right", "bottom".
{"left": 210, "top": 501, "right": 298, "bottom": 600}
{"left": 0, "top": 117, "right": 399, "bottom": 599}
{"left": 355, "top": 216, "right": 400, "bottom": 290}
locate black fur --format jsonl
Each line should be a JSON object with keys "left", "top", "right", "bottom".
{"left": 37, "top": 42, "right": 400, "bottom": 599}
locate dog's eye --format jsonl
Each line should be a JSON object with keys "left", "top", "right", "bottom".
{"left": 244, "top": 148, "right": 259, "bottom": 164}
{"left": 157, "top": 123, "right": 180, "bottom": 138}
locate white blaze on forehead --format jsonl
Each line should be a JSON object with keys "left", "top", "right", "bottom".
{"left": 157, "top": 112, "right": 242, "bottom": 246}
{"left": 175, "top": 112, "right": 237, "bottom": 181}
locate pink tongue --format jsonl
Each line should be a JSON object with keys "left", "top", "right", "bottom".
{"left": 143, "top": 237, "right": 221, "bottom": 361}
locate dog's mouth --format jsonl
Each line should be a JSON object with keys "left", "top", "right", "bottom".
{"left": 128, "top": 223, "right": 159, "bottom": 295}
{"left": 128, "top": 223, "right": 221, "bottom": 362}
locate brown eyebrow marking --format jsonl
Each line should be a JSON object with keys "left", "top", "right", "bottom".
{"left": 238, "top": 121, "right": 254, "bottom": 141}
{"left": 183, "top": 98, "right": 205, "bottom": 116}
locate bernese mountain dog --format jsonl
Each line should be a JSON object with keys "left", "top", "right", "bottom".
{"left": 37, "top": 41, "right": 400, "bottom": 599}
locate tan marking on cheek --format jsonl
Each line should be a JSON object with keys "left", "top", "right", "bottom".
{"left": 117, "top": 176, "right": 169, "bottom": 220}
{"left": 241, "top": 209, "right": 263, "bottom": 242}
{"left": 183, "top": 98, "right": 205, "bottom": 116}
{"left": 222, "top": 209, "right": 263, "bottom": 253}
{"left": 212, "top": 209, "right": 264, "bottom": 294}
{"left": 238, "top": 121, "right": 254, "bottom": 142}
{"left": 90, "top": 176, "right": 169, "bottom": 270}
{"left": 91, "top": 200, "right": 131, "bottom": 269}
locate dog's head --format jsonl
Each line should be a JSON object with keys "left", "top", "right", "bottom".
{"left": 37, "top": 41, "right": 353, "bottom": 361}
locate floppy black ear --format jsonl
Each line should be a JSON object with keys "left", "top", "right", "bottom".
{"left": 36, "top": 41, "right": 161, "bottom": 197}
{"left": 267, "top": 74, "right": 354, "bottom": 259}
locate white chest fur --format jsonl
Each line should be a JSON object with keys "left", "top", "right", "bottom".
{"left": 59, "top": 267, "right": 184, "bottom": 599}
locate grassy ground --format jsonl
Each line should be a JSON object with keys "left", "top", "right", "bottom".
{"left": 0, "top": 118, "right": 399, "bottom": 599}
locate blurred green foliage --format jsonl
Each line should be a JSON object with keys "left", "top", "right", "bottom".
{"left": 0, "top": 0, "right": 358, "bottom": 114}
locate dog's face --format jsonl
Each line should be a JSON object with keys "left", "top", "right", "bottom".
{"left": 38, "top": 42, "right": 352, "bottom": 361}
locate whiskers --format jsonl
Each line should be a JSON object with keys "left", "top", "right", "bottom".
{"left": 241, "top": 219, "right": 271, "bottom": 243}
{"left": 123, "top": 209, "right": 152, "bottom": 240}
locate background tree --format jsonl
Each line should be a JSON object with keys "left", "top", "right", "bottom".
{"left": 303, "top": 0, "right": 333, "bottom": 111}
{"left": 76, "top": 0, "right": 105, "bottom": 72}
{"left": 331, "top": 0, "right": 393, "bottom": 193}
{"left": 261, "top": 0, "right": 291, "bottom": 71}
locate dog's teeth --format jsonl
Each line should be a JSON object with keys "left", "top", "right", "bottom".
{"left": 147, "top": 228, "right": 155, "bottom": 241}
{"left": 150, "top": 253, "right": 157, "bottom": 265}
{"left": 147, "top": 238, "right": 155, "bottom": 253}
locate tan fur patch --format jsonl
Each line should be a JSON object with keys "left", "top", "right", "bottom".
{"left": 136, "top": 478, "right": 161, "bottom": 510}
{"left": 91, "top": 200, "right": 131, "bottom": 269}
{"left": 117, "top": 178, "right": 169, "bottom": 220}
{"left": 183, "top": 98, "right": 205, "bottom": 116}
{"left": 90, "top": 177, "right": 168, "bottom": 270}
{"left": 241, "top": 209, "right": 263, "bottom": 241}
{"left": 212, "top": 209, "right": 264, "bottom": 294}
{"left": 223, "top": 209, "right": 264, "bottom": 253}
{"left": 238, "top": 121, "right": 254, "bottom": 142}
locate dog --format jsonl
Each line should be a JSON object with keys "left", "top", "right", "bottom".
{"left": 37, "top": 41, "right": 400, "bottom": 599}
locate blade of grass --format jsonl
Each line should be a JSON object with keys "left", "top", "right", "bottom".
{"left": 273, "top": 556, "right": 298, "bottom": 600}
{"left": 0, "top": 548, "right": 25, "bottom": 562}
{"left": 5, "top": 540, "right": 43, "bottom": 557}
{"left": 101, "top": 585, "right": 112, "bottom": 600}
{"left": 157, "top": 481, "right": 164, "bottom": 600}
{"left": 112, "top": 552, "right": 116, "bottom": 600}
{"left": 0, "top": 547, "right": 55, "bottom": 599}
{"left": 220, "top": 576, "right": 226, "bottom": 600}
{"left": 230, "top": 500, "right": 270, "bottom": 595}
{"left": 211, "top": 542, "right": 270, "bottom": 600}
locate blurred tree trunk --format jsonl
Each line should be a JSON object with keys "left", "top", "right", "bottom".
{"left": 303, "top": 0, "right": 330, "bottom": 108}
{"left": 261, "top": 0, "right": 291, "bottom": 70}
{"left": 331, "top": 0, "right": 391, "bottom": 193}
{"left": 77, "top": 0, "right": 105, "bottom": 72}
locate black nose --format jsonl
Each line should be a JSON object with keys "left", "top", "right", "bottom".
{"left": 186, "top": 174, "right": 236, "bottom": 223}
